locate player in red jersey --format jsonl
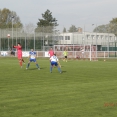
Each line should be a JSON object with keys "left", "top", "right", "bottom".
{"left": 48, "top": 47, "right": 54, "bottom": 63}
{"left": 13, "top": 43, "right": 25, "bottom": 68}
{"left": 48, "top": 47, "right": 54, "bottom": 58}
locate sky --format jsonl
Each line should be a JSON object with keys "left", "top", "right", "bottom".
{"left": 0, "top": 0, "right": 117, "bottom": 32}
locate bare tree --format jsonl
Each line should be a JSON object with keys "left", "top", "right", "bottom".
{"left": 23, "top": 23, "right": 36, "bottom": 34}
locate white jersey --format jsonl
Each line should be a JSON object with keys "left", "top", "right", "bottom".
{"left": 29, "top": 51, "right": 36, "bottom": 59}
{"left": 50, "top": 55, "right": 58, "bottom": 62}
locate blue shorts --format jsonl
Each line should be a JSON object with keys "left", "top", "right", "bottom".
{"left": 30, "top": 58, "right": 36, "bottom": 62}
{"left": 51, "top": 61, "right": 58, "bottom": 66}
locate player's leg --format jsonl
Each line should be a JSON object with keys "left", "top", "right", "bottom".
{"left": 19, "top": 53, "right": 25, "bottom": 63}
{"left": 35, "top": 60, "right": 40, "bottom": 69}
{"left": 50, "top": 62, "right": 54, "bottom": 73}
{"left": 26, "top": 60, "right": 31, "bottom": 69}
{"left": 49, "top": 57, "right": 52, "bottom": 67}
{"left": 65, "top": 56, "right": 67, "bottom": 62}
{"left": 58, "top": 61, "right": 61, "bottom": 68}
{"left": 22, "top": 58, "right": 25, "bottom": 63}
{"left": 56, "top": 63, "right": 62, "bottom": 73}
{"left": 18, "top": 54, "right": 22, "bottom": 68}
{"left": 18, "top": 58, "right": 22, "bottom": 68}
{"left": 64, "top": 56, "right": 66, "bottom": 62}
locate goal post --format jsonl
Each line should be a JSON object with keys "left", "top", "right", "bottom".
{"left": 53, "top": 44, "right": 96, "bottom": 61}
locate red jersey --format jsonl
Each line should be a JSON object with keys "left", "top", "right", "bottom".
{"left": 13, "top": 46, "right": 22, "bottom": 59}
{"left": 48, "top": 50, "right": 54, "bottom": 57}
{"left": 13, "top": 46, "right": 22, "bottom": 54}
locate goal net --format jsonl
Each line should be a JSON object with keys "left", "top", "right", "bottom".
{"left": 53, "top": 44, "right": 97, "bottom": 61}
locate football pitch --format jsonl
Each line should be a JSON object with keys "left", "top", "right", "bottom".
{"left": 0, "top": 57, "right": 117, "bottom": 117}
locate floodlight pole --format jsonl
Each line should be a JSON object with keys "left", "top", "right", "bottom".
{"left": 84, "top": 24, "right": 85, "bottom": 51}
{"left": 43, "top": 26, "right": 44, "bottom": 50}
{"left": 96, "top": 24, "right": 97, "bottom": 58}
{"left": 7, "top": 34, "right": 10, "bottom": 50}
{"left": 12, "top": 16, "right": 14, "bottom": 46}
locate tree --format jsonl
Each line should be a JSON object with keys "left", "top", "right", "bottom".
{"left": 0, "top": 8, "right": 23, "bottom": 29}
{"left": 109, "top": 18, "right": 117, "bottom": 36}
{"left": 93, "top": 24, "right": 109, "bottom": 33}
{"left": 23, "top": 23, "right": 35, "bottom": 34}
{"left": 68, "top": 25, "right": 78, "bottom": 32}
{"left": 93, "top": 17, "right": 117, "bottom": 36}
{"left": 36, "top": 9, "right": 58, "bottom": 33}
{"left": 63, "top": 27, "right": 66, "bottom": 33}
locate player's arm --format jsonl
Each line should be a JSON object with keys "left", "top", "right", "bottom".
{"left": 27, "top": 55, "right": 30, "bottom": 59}
{"left": 34, "top": 52, "right": 37, "bottom": 58}
{"left": 48, "top": 51, "right": 50, "bottom": 55}
{"left": 34, "top": 55, "right": 37, "bottom": 59}
{"left": 27, "top": 53, "right": 31, "bottom": 59}
{"left": 13, "top": 45, "right": 18, "bottom": 48}
{"left": 18, "top": 45, "right": 22, "bottom": 49}
{"left": 49, "top": 57, "right": 52, "bottom": 61}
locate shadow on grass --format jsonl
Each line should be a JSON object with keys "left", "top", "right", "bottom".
{"left": 27, "top": 67, "right": 46, "bottom": 70}
{"left": 62, "top": 71, "right": 67, "bottom": 73}
{"left": 40, "top": 67, "right": 46, "bottom": 69}
{"left": 27, "top": 68, "right": 40, "bottom": 70}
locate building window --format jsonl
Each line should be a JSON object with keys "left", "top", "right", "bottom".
{"left": 65, "top": 36, "right": 70, "bottom": 40}
{"left": 68, "top": 36, "right": 70, "bottom": 40}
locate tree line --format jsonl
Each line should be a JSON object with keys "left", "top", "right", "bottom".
{"left": 0, "top": 8, "right": 117, "bottom": 35}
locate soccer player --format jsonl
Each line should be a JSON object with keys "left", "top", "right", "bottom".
{"left": 50, "top": 54, "right": 62, "bottom": 73}
{"left": 63, "top": 49, "right": 68, "bottom": 62}
{"left": 13, "top": 43, "right": 25, "bottom": 68}
{"left": 26, "top": 49, "right": 40, "bottom": 70}
{"left": 48, "top": 47, "right": 54, "bottom": 58}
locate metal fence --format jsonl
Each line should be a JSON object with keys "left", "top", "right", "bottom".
{"left": 0, "top": 27, "right": 117, "bottom": 54}
{"left": 1, "top": 51, "right": 117, "bottom": 60}
{"left": 0, "top": 27, "right": 57, "bottom": 51}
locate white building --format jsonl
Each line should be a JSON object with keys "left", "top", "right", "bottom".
{"left": 56, "top": 32, "right": 117, "bottom": 51}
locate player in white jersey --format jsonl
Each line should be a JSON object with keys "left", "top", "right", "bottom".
{"left": 26, "top": 49, "right": 40, "bottom": 70}
{"left": 50, "top": 54, "right": 62, "bottom": 73}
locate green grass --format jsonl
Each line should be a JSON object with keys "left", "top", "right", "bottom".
{"left": 0, "top": 57, "right": 117, "bottom": 117}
